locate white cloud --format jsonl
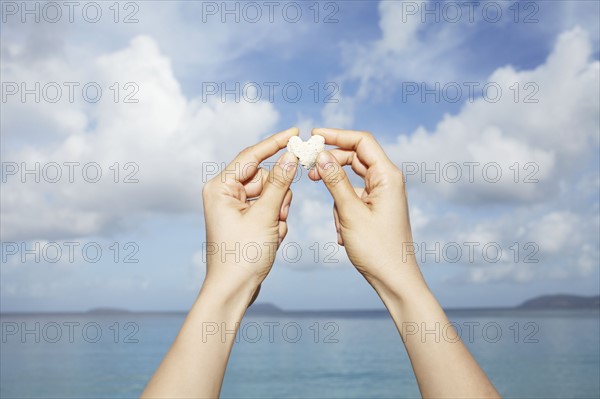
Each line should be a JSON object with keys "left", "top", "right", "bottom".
{"left": 1, "top": 35, "right": 279, "bottom": 241}
{"left": 343, "top": 1, "right": 466, "bottom": 92}
{"left": 415, "top": 206, "right": 598, "bottom": 284}
{"left": 321, "top": 97, "right": 356, "bottom": 129}
{"left": 386, "top": 27, "right": 599, "bottom": 205}
{"left": 528, "top": 211, "right": 578, "bottom": 254}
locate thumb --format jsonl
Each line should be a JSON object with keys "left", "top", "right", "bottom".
{"left": 255, "top": 151, "right": 298, "bottom": 214}
{"left": 316, "top": 151, "right": 360, "bottom": 214}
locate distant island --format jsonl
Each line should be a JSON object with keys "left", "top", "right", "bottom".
{"left": 248, "top": 294, "right": 600, "bottom": 315}
{"left": 2, "top": 294, "right": 598, "bottom": 315}
{"left": 58, "top": 294, "right": 600, "bottom": 315}
{"left": 517, "top": 294, "right": 599, "bottom": 310}
{"left": 247, "top": 303, "right": 283, "bottom": 314}
{"left": 245, "top": 294, "right": 600, "bottom": 316}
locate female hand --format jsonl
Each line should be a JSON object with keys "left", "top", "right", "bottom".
{"left": 309, "top": 128, "right": 500, "bottom": 398}
{"left": 202, "top": 127, "right": 299, "bottom": 306}
{"left": 142, "top": 128, "right": 299, "bottom": 399}
{"left": 308, "top": 128, "right": 425, "bottom": 296}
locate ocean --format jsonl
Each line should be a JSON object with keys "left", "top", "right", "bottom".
{"left": 1, "top": 309, "right": 599, "bottom": 398}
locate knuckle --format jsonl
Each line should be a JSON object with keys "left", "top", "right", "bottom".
{"left": 270, "top": 168, "right": 289, "bottom": 190}
{"left": 279, "top": 223, "right": 288, "bottom": 235}
{"left": 390, "top": 168, "right": 406, "bottom": 186}
{"left": 258, "top": 167, "right": 270, "bottom": 184}
{"left": 238, "top": 147, "right": 254, "bottom": 160}
{"left": 202, "top": 181, "right": 214, "bottom": 199}
{"left": 393, "top": 167, "right": 405, "bottom": 181}
{"left": 360, "top": 131, "right": 375, "bottom": 142}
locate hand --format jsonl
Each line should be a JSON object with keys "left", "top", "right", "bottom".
{"left": 307, "top": 128, "right": 500, "bottom": 399}
{"left": 202, "top": 127, "right": 299, "bottom": 306}
{"left": 309, "top": 128, "right": 424, "bottom": 295}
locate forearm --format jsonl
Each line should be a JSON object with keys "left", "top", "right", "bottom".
{"left": 372, "top": 265, "right": 500, "bottom": 399}
{"left": 141, "top": 278, "right": 252, "bottom": 399}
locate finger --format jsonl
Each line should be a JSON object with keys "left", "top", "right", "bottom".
{"left": 330, "top": 149, "right": 368, "bottom": 178}
{"left": 221, "top": 127, "right": 299, "bottom": 184}
{"left": 308, "top": 166, "right": 320, "bottom": 181}
{"left": 279, "top": 189, "right": 293, "bottom": 221}
{"left": 278, "top": 221, "right": 288, "bottom": 245}
{"left": 316, "top": 150, "right": 362, "bottom": 215}
{"left": 243, "top": 167, "right": 269, "bottom": 198}
{"left": 248, "top": 284, "right": 261, "bottom": 307}
{"left": 333, "top": 205, "right": 343, "bottom": 246}
{"left": 310, "top": 149, "right": 368, "bottom": 181}
{"left": 333, "top": 204, "right": 340, "bottom": 233}
{"left": 254, "top": 151, "right": 298, "bottom": 215}
{"left": 246, "top": 198, "right": 258, "bottom": 207}
{"left": 353, "top": 187, "right": 365, "bottom": 198}
{"left": 352, "top": 186, "right": 370, "bottom": 206}
{"left": 312, "top": 128, "right": 390, "bottom": 168}
{"left": 309, "top": 149, "right": 367, "bottom": 181}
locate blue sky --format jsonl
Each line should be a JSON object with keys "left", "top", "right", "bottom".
{"left": 1, "top": 0, "right": 599, "bottom": 311}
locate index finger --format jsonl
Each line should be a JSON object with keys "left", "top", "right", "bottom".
{"left": 221, "top": 127, "right": 299, "bottom": 183}
{"left": 311, "top": 128, "right": 390, "bottom": 168}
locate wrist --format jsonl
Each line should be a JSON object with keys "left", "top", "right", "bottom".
{"left": 367, "top": 261, "right": 430, "bottom": 305}
{"left": 196, "top": 271, "right": 259, "bottom": 320}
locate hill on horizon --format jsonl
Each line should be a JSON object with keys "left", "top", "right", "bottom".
{"left": 517, "top": 294, "right": 599, "bottom": 310}
{"left": 17, "top": 293, "right": 600, "bottom": 315}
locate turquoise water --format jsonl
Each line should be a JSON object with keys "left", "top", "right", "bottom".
{"left": 1, "top": 310, "right": 599, "bottom": 398}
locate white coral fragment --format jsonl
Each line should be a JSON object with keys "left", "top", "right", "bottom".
{"left": 286, "top": 135, "right": 325, "bottom": 169}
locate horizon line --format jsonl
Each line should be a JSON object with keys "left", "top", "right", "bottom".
{"left": 2, "top": 294, "right": 598, "bottom": 315}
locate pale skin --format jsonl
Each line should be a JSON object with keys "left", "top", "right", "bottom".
{"left": 141, "top": 127, "right": 500, "bottom": 399}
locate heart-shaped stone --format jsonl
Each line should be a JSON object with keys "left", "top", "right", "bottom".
{"left": 287, "top": 135, "right": 325, "bottom": 169}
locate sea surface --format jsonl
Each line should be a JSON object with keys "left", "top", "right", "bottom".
{"left": 1, "top": 309, "right": 599, "bottom": 398}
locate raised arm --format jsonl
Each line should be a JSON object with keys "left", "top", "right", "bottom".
{"left": 141, "top": 127, "right": 299, "bottom": 398}
{"left": 309, "top": 128, "right": 500, "bottom": 399}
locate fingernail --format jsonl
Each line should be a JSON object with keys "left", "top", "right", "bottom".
{"left": 317, "top": 151, "right": 332, "bottom": 169}
{"left": 278, "top": 152, "right": 298, "bottom": 182}
{"left": 280, "top": 151, "right": 298, "bottom": 166}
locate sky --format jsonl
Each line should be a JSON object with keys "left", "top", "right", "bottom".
{"left": 1, "top": 0, "right": 599, "bottom": 312}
